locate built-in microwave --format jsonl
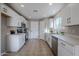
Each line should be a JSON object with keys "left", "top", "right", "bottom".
{"left": 17, "top": 27, "right": 27, "bottom": 33}
{"left": 17, "top": 27, "right": 23, "bottom": 33}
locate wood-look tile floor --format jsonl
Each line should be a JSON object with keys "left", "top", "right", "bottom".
{"left": 4, "top": 39, "right": 53, "bottom": 56}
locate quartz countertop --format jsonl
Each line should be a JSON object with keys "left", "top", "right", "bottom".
{"left": 51, "top": 34, "right": 79, "bottom": 46}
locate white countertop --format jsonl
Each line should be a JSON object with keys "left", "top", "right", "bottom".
{"left": 51, "top": 34, "right": 79, "bottom": 46}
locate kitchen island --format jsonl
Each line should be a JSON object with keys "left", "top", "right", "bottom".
{"left": 7, "top": 33, "right": 25, "bottom": 52}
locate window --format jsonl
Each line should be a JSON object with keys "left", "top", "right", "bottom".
{"left": 54, "top": 17, "right": 62, "bottom": 33}
{"left": 49, "top": 19, "right": 54, "bottom": 28}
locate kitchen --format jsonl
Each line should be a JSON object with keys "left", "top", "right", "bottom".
{"left": 0, "top": 3, "right": 79, "bottom": 56}
{"left": 0, "top": 3, "right": 29, "bottom": 55}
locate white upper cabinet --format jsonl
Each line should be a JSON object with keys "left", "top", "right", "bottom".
{"left": 7, "top": 10, "right": 22, "bottom": 27}
{"left": 58, "top": 4, "right": 71, "bottom": 26}
{"left": 1, "top": 4, "right": 9, "bottom": 15}
{"left": 63, "top": 4, "right": 71, "bottom": 26}
{"left": 58, "top": 4, "right": 79, "bottom": 26}
{"left": 0, "top": 4, "right": 12, "bottom": 17}
{"left": 0, "top": 4, "right": 21, "bottom": 27}
{"left": 71, "top": 4, "right": 79, "bottom": 25}
{"left": 7, "top": 9, "right": 21, "bottom": 27}
{"left": 20, "top": 16, "right": 28, "bottom": 28}
{"left": 7, "top": 15, "right": 21, "bottom": 27}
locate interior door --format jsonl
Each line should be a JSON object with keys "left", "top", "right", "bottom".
{"left": 30, "top": 21, "right": 39, "bottom": 39}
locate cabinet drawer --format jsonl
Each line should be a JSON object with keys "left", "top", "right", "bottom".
{"left": 58, "top": 39, "right": 74, "bottom": 53}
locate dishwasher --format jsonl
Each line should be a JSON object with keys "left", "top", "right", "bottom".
{"left": 51, "top": 36, "right": 58, "bottom": 56}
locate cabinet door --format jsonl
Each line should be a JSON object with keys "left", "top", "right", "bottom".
{"left": 7, "top": 17, "right": 19, "bottom": 27}
{"left": 0, "top": 4, "right": 10, "bottom": 16}
{"left": 46, "top": 34, "right": 52, "bottom": 47}
{"left": 1, "top": 4, "right": 7, "bottom": 14}
{"left": 71, "top": 4, "right": 79, "bottom": 25}
{"left": 62, "top": 4, "right": 71, "bottom": 26}
{"left": 19, "top": 35, "right": 24, "bottom": 49}
{"left": 49, "top": 36, "right": 52, "bottom": 48}
{"left": 7, "top": 6, "right": 15, "bottom": 17}
{"left": 58, "top": 39, "right": 74, "bottom": 56}
{"left": 7, "top": 16, "right": 21, "bottom": 27}
{"left": 7, "top": 35, "right": 19, "bottom": 52}
{"left": 62, "top": 47, "right": 73, "bottom": 56}
{"left": 65, "top": 4, "right": 71, "bottom": 26}
{"left": 60, "top": 8, "right": 67, "bottom": 27}
{"left": 58, "top": 40, "right": 62, "bottom": 56}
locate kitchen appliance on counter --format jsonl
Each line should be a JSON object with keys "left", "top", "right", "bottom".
{"left": 10, "top": 30, "right": 15, "bottom": 34}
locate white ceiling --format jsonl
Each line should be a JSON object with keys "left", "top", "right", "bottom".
{"left": 8, "top": 3, "right": 67, "bottom": 20}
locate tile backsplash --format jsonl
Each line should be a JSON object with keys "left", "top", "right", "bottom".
{"left": 64, "top": 25, "right": 79, "bottom": 36}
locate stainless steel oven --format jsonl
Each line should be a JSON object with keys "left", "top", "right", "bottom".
{"left": 17, "top": 27, "right": 23, "bottom": 33}
{"left": 51, "top": 36, "right": 58, "bottom": 56}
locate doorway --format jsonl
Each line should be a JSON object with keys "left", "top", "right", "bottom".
{"left": 30, "top": 21, "right": 39, "bottom": 39}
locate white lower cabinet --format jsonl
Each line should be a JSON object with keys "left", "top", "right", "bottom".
{"left": 58, "top": 39, "right": 74, "bottom": 56}
{"left": 7, "top": 34, "right": 25, "bottom": 52}
{"left": 58, "top": 42, "right": 62, "bottom": 56}
{"left": 46, "top": 34, "right": 52, "bottom": 48}
{"left": 61, "top": 47, "right": 73, "bottom": 56}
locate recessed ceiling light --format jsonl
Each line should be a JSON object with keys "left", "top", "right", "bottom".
{"left": 49, "top": 3, "right": 52, "bottom": 6}
{"left": 29, "top": 16, "right": 31, "bottom": 18}
{"left": 21, "top": 4, "right": 24, "bottom": 7}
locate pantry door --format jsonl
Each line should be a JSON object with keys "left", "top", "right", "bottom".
{"left": 30, "top": 21, "right": 39, "bottom": 39}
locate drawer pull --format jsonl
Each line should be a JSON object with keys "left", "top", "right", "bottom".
{"left": 67, "top": 17, "right": 71, "bottom": 24}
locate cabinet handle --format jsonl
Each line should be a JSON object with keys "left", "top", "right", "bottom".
{"left": 67, "top": 17, "right": 71, "bottom": 24}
